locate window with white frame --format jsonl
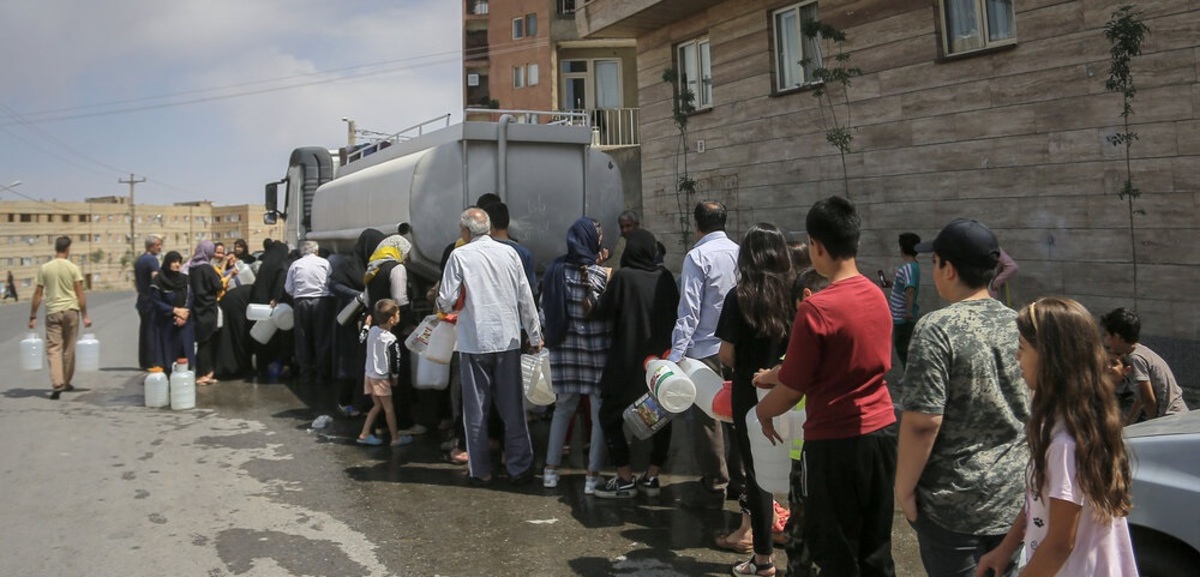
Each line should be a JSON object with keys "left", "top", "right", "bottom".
{"left": 528, "top": 63, "right": 539, "bottom": 86}
{"left": 676, "top": 37, "right": 712, "bottom": 111}
{"left": 940, "top": 0, "right": 1016, "bottom": 55}
{"left": 512, "top": 17, "right": 524, "bottom": 39}
{"left": 773, "top": 1, "right": 821, "bottom": 91}
{"left": 526, "top": 13, "right": 537, "bottom": 37}
{"left": 513, "top": 65, "right": 525, "bottom": 88}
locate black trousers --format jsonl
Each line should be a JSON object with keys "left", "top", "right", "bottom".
{"left": 799, "top": 428, "right": 897, "bottom": 577}
{"left": 733, "top": 390, "right": 776, "bottom": 556}
{"left": 138, "top": 308, "right": 158, "bottom": 369}
{"left": 293, "top": 297, "right": 335, "bottom": 380}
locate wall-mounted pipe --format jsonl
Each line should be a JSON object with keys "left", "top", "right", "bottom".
{"left": 498, "top": 114, "right": 514, "bottom": 200}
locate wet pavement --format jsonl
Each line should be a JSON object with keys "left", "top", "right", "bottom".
{"left": 0, "top": 292, "right": 921, "bottom": 576}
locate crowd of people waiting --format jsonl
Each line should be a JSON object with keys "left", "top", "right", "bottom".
{"left": 113, "top": 191, "right": 1192, "bottom": 577}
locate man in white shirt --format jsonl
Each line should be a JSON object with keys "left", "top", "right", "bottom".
{"left": 438, "top": 208, "right": 542, "bottom": 486}
{"left": 285, "top": 240, "right": 334, "bottom": 382}
{"left": 669, "top": 201, "right": 744, "bottom": 504}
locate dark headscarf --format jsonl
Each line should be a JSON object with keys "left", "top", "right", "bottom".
{"left": 152, "top": 251, "right": 189, "bottom": 306}
{"left": 331, "top": 229, "right": 386, "bottom": 291}
{"left": 621, "top": 229, "right": 660, "bottom": 272}
{"left": 250, "top": 240, "right": 290, "bottom": 304}
{"left": 541, "top": 217, "right": 602, "bottom": 348}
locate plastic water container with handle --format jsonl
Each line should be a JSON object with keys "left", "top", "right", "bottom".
{"left": 412, "top": 353, "right": 451, "bottom": 390}
{"left": 678, "top": 357, "right": 724, "bottom": 419}
{"left": 144, "top": 367, "right": 169, "bottom": 408}
{"left": 75, "top": 333, "right": 100, "bottom": 372}
{"left": 423, "top": 318, "right": 457, "bottom": 365}
{"left": 623, "top": 392, "right": 675, "bottom": 440}
{"left": 644, "top": 358, "right": 695, "bottom": 414}
{"left": 521, "top": 350, "right": 555, "bottom": 406}
{"left": 745, "top": 391, "right": 807, "bottom": 495}
{"left": 235, "top": 263, "right": 256, "bottom": 286}
{"left": 245, "top": 303, "right": 273, "bottom": 322}
{"left": 270, "top": 303, "right": 294, "bottom": 330}
{"left": 20, "top": 332, "right": 44, "bottom": 371}
{"left": 170, "top": 358, "right": 196, "bottom": 410}
{"left": 250, "top": 319, "right": 278, "bottom": 345}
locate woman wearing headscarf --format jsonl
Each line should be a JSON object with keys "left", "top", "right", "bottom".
{"left": 363, "top": 233, "right": 423, "bottom": 436}
{"left": 540, "top": 217, "right": 613, "bottom": 495}
{"left": 150, "top": 251, "right": 195, "bottom": 374}
{"left": 187, "top": 240, "right": 223, "bottom": 384}
{"left": 250, "top": 240, "right": 292, "bottom": 379}
{"left": 330, "top": 228, "right": 386, "bottom": 416}
{"left": 590, "top": 229, "right": 680, "bottom": 498}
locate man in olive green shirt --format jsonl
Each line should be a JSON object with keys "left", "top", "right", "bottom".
{"left": 28, "top": 236, "right": 92, "bottom": 399}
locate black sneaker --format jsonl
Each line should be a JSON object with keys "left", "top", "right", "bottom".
{"left": 637, "top": 474, "right": 661, "bottom": 497}
{"left": 593, "top": 476, "right": 637, "bottom": 499}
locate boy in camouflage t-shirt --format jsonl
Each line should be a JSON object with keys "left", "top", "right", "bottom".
{"left": 895, "top": 219, "right": 1031, "bottom": 577}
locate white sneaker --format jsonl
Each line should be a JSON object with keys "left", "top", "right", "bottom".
{"left": 584, "top": 475, "right": 602, "bottom": 495}
{"left": 543, "top": 467, "right": 560, "bottom": 488}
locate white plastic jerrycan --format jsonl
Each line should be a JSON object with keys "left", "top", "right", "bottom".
{"left": 644, "top": 358, "right": 696, "bottom": 414}
{"left": 678, "top": 357, "right": 725, "bottom": 419}
{"left": 144, "top": 367, "right": 169, "bottom": 408}
{"left": 76, "top": 333, "right": 100, "bottom": 372}
{"left": 745, "top": 401, "right": 807, "bottom": 495}
{"left": 170, "top": 358, "right": 196, "bottom": 411}
{"left": 20, "top": 332, "right": 44, "bottom": 371}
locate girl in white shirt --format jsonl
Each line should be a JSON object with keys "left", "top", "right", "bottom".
{"left": 357, "top": 299, "right": 413, "bottom": 447}
{"left": 977, "top": 297, "right": 1137, "bottom": 577}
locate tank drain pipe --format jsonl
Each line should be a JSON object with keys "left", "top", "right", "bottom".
{"left": 498, "top": 114, "right": 514, "bottom": 200}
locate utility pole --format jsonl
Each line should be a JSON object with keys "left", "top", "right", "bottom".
{"left": 120, "top": 174, "right": 145, "bottom": 276}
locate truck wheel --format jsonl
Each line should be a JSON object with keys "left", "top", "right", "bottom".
{"left": 1133, "top": 527, "right": 1200, "bottom": 577}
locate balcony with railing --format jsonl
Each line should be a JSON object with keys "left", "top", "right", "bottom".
{"left": 461, "top": 108, "right": 639, "bottom": 147}
{"left": 556, "top": 0, "right": 576, "bottom": 17}
{"left": 464, "top": 29, "right": 489, "bottom": 65}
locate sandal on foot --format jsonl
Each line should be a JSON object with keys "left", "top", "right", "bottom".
{"left": 731, "top": 557, "right": 775, "bottom": 577}
{"left": 715, "top": 533, "right": 754, "bottom": 554}
{"left": 356, "top": 435, "right": 384, "bottom": 446}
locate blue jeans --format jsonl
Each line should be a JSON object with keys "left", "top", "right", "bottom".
{"left": 545, "top": 392, "right": 606, "bottom": 473}
{"left": 909, "top": 514, "right": 1017, "bottom": 577}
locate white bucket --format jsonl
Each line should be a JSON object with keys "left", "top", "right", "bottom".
{"left": 644, "top": 359, "right": 695, "bottom": 414}
{"left": 522, "top": 350, "right": 555, "bottom": 406}
{"left": 75, "top": 333, "right": 100, "bottom": 372}
{"left": 246, "top": 303, "right": 273, "bottom": 321}
{"left": 20, "top": 332, "right": 43, "bottom": 371}
{"left": 144, "top": 368, "right": 169, "bottom": 408}
{"left": 170, "top": 359, "right": 196, "bottom": 411}
{"left": 412, "top": 353, "right": 450, "bottom": 390}
{"left": 250, "top": 319, "right": 278, "bottom": 344}
{"left": 423, "top": 319, "right": 456, "bottom": 365}
{"left": 270, "top": 303, "right": 295, "bottom": 330}
{"left": 679, "top": 357, "right": 724, "bottom": 419}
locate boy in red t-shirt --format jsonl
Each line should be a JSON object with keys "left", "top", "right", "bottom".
{"left": 755, "top": 196, "right": 897, "bottom": 577}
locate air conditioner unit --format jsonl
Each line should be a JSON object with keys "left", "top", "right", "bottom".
{"left": 467, "top": 74, "right": 480, "bottom": 87}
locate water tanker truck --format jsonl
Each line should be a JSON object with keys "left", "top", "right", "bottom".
{"left": 263, "top": 110, "right": 626, "bottom": 286}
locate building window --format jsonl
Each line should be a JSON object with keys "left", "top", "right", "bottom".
{"left": 514, "top": 65, "right": 525, "bottom": 88}
{"left": 940, "top": 0, "right": 1016, "bottom": 55}
{"left": 773, "top": 2, "right": 821, "bottom": 91}
{"left": 526, "top": 13, "right": 537, "bottom": 37}
{"left": 512, "top": 17, "right": 524, "bottom": 39}
{"left": 528, "top": 63, "right": 539, "bottom": 86}
{"left": 676, "top": 37, "right": 713, "bottom": 110}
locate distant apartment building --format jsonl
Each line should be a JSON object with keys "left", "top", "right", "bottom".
{"left": 0, "top": 197, "right": 281, "bottom": 291}
{"left": 463, "top": 0, "right": 641, "bottom": 147}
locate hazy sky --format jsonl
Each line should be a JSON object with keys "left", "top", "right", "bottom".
{"left": 0, "top": 0, "right": 461, "bottom": 207}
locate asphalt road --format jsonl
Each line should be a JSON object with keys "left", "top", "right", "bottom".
{"left": 0, "top": 291, "right": 921, "bottom": 576}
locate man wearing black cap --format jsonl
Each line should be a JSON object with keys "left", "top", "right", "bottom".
{"left": 895, "top": 218, "right": 1031, "bottom": 577}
